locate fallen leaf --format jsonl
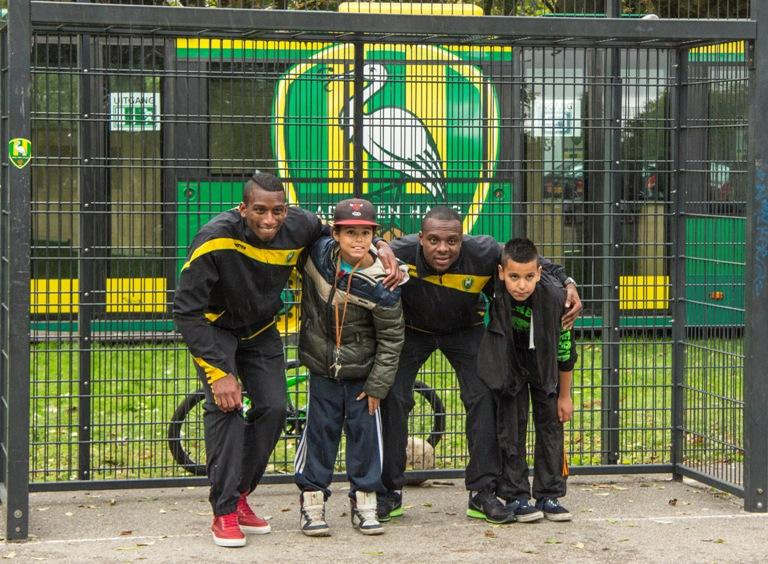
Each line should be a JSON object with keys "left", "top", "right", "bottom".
{"left": 136, "top": 541, "right": 155, "bottom": 547}
{"left": 280, "top": 507, "right": 290, "bottom": 512}
{"left": 119, "top": 530, "right": 133, "bottom": 536}
{"left": 545, "top": 538, "right": 562, "bottom": 545}
{"left": 607, "top": 519, "right": 618, "bottom": 524}
{"left": 639, "top": 483, "right": 651, "bottom": 488}
{"left": 668, "top": 498, "right": 678, "bottom": 506}
{"left": 2, "top": 552, "right": 16, "bottom": 559}
{"left": 653, "top": 520, "right": 673, "bottom": 524}
{"left": 595, "top": 493, "right": 611, "bottom": 497}
{"left": 446, "top": 511, "right": 457, "bottom": 516}
{"left": 574, "top": 542, "right": 585, "bottom": 549}
{"left": 431, "top": 481, "right": 455, "bottom": 487}
{"left": 714, "top": 539, "right": 726, "bottom": 544}
{"left": 109, "top": 499, "right": 117, "bottom": 506}
{"left": 484, "top": 530, "right": 496, "bottom": 538}
{"left": 64, "top": 512, "right": 73, "bottom": 517}
{"left": 36, "top": 507, "right": 50, "bottom": 512}
{"left": 158, "top": 509, "right": 167, "bottom": 514}
{"left": 194, "top": 512, "right": 209, "bottom": 516}
{"left": 115, "top": 546, "right": 139, "bottom": 552}
{"left": 611, "top": 485, "right": 628, "bottom": 491}
{"left": 522, "top": 548, "right": 538, "bottom": 554}
{"left": 362, "top": 551, "right": 384, "bottom": 556}
{"left": 422, "top": 503, "right": 433, "bottom": 508}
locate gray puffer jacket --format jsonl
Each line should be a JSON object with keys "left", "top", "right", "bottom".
{"left": 298, "top": 236, "right": 405, "bottom": 399}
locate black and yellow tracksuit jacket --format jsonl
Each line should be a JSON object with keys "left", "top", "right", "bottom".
{"left": 389, "top": 234, "right": 568, "bottom": 334}
{"left": 173, "top": 207, "right": 324, "bottom": 385}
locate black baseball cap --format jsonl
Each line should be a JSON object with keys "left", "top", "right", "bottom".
{"left": 333, "top": 198, "right": 379, "bottom": 227}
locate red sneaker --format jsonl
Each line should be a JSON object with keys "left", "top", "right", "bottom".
{"left": 237, "top": 493, "right": 272, "bottom": 534}
{"left": 211, "top": 512, "right": 246, "bottom": 547}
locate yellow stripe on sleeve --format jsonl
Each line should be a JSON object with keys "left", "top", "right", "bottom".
{"left": 182, "top": 238, "right": 302, "bottom": 271}
{"left": 204, "top": 310, "right": 225, "bottom": 323}
{"left": 192, "top": 356, "right": 229, "bottom": 385}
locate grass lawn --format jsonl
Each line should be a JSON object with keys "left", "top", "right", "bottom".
{"left": 28, "top": 336, "right": 744, "bottom": 484}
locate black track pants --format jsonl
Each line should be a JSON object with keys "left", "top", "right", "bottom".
{"left": 294, "top": 374, "right": 384, "bottom": 499}
{"left": 496, "top": 366, "right": 567, "bottom": 501}
{"left": 196, "top": 326, "right": 286, "bottom": 516}
{"left": 380, "top": 325, "right": 500, "bottom": 492}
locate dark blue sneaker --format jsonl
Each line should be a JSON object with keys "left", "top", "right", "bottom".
{"left": 467, "top": 490, "right": 516, "bottom": 524}
{"left": 506, "top": 496, "right": 544, "bottom": 523}
{"left": 535, "top": 497, "right": 572, "bottom": 522}
{"left": 376, "top": 491, "right": 403, "bottom": 522}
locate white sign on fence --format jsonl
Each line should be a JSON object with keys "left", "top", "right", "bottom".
{"left": 110, "top": 92, "right": 161, "bottom": 132}
{"left": 526, "top": 98, "right": 581, "bottom": 138}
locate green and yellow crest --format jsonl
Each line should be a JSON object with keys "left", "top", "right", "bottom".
{"left": 273, "top": 44, "right": 501, "bottom": 236}
{"left": 8, "top": 137, "right": 31, "bottom": 169}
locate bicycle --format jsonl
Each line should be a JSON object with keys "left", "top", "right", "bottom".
{"left": 168, "top": 359, "right": 446, "bottom": 476}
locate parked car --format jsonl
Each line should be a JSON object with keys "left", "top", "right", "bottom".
{"left": 543, "top": 161, "right": 585, "bottom": 201}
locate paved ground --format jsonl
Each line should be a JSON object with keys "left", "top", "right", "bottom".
{"left": 2, "top": 475, "right": 767, "bottom": 562}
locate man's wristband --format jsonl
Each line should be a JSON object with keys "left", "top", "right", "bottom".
{"left": 563, "top": 276, "right": 577, "bottom": 288}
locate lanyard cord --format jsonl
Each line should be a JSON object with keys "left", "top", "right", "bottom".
{"left": 333, "top": 253, "right": 364, "bottom": 353}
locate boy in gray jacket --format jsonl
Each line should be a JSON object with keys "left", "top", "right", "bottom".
{"left": 294, "top": 198, "right": 405, "bottom": 536}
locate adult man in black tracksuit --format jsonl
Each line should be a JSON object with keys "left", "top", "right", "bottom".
{"left": 378, "top": 206, "right": 581, "bottom": 524}
{"left": 173, "top": 173, "right": 402, "bottom": 547}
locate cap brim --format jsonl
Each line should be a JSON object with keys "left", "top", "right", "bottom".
{"left": 333, "top": 220, "right": 379, "bottom": 227}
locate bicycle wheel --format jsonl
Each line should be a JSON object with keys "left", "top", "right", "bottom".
{"left": 411, "top": 380, "right": 446, "bottom": 448}
{"left": 167, "top": 390, "right": 207, "bottom": 476}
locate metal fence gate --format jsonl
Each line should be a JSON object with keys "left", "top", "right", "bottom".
{"left": 1, "top": 0, "right": 767, "bottom": 540}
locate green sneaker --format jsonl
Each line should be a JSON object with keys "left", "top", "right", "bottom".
{"left": 376, "top": 491, "right": 403, "bottom": 522}
{"left": 467, "top": 489, "right": 516, "bottom": 525}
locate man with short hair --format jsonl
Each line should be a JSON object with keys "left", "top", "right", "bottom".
{"left": 378, "top": 206, "right": 581, "bottom": 525}
{"left": 173, "top": 173, "right": 402, "bottom": 547}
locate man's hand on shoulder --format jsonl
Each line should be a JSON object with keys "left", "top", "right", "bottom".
{"left": 375, "top": 241, "right": 405, "bottom": 290}
{"left": 212, "top": 373, "right": 242, "bottom": 412}
{"left": 562, "top": 283, "right": 582, "bottom": 330}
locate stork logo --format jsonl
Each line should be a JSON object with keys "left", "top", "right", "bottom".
{"left": 273, "top": 44, "right": 500, "bottom": 237}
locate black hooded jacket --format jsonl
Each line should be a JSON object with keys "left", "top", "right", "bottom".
{"left": 477, "top": 271, "right": 577, "bottom": 398}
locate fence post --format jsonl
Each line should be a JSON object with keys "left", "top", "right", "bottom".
{"left": 600, "top": 0, "right": 622, "bottom": 465}
{"left": 511, "top": 48, "right": 525, "bottom": 238}
{"left": 670, "top": 48, "right": 688, "bottom": 479}
{"left": 3, "top": 0, "right": 32, "bottom": 541}
{"left": 744, "top": 1, "right": 768, "bottom": 513}
{"left": 352, "top": 41, "right": 365, "bottom": 198}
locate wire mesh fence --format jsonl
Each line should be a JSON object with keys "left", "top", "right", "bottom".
{"left": 0, "top": 7, "right": 753, "bottom": 534}
{"left": 20, "top": 24, "right": 748, "bottom": 491}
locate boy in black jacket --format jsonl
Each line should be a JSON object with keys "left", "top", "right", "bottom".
{"left": 477, "top": 238, "right": 577, "bottom": 522}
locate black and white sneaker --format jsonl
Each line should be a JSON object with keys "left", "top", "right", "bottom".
{"left": 506, "top": 496, "right": 544, "bottom": 523}
{"left": 535, "top": 497, "right": 572, "bottom": 522}
{"left": 376, "top": 490, "right": 403, "bottom": 522}
{"left": 299, "top": 491, "right": 331, "bottom": 536}
{"left": 467, "top": 489, "right": 516, "bottom": 525}
{"left": 351, "top": 491, "right": 384, "bottom": 535}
